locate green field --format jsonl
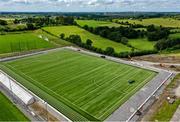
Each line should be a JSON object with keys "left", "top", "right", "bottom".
{"left": 0, "top": 32, "right": 54, "bottom": 54}
{"left": 76, "top": 20, "right": 122, "bottom": 27}
{"left": 129, "top": 38, "right": 156, "bottom": 50}
{"left": 170, "top": 29, "right": 180, "bottom": 33}
{"left": 0, "top": 49, "right": 156, "bottom": 121}
{"left": 169, "top": 33, "right": 180, "bottom": 39}
{"left": 43, "top": 26, "right": 131, "bottom": 52}
{"left": 115, "top": 18, "right": 180, "bottom": 28}
{"left": 0, "top": 92, "right": 28, "bottom": 121}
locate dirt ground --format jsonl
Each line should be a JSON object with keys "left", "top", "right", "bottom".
{"left": 30, "top": 102, "right": 59, "bottom": 122}
{"left": 140, "top": 74, "right": 180, "bottom": 121}
{"left": 133, "top": 54, "right": 180, "bottom": 64}
{"left": 153, "top": 64, "right": 180, "bottom": 72}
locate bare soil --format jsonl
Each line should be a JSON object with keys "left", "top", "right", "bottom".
{"left": 133, "top": 54, "right": 180, "bottom": 64}
{"left": 30, "top": 102, "right": 58, "bottom": 122}
{"left": 153, "top": 64, "right": 180, "bottom": 72}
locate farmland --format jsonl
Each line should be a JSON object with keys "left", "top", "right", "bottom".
{"left": 0, "top": 32, "right": 54, "bottom": 54}
{"left": 169, "top": 33, "right": 180, "bottom": 39}
{"left": 0, "top": 92, "right": 28, "bottom": 121}
{"left": 115, "top": 18, "right": 180, "bottom": 28}
{"left": 0, "top": 49, "right": 157, "bottom": 121}
{"left": 129, "top": 38, "right": 156, "bottom": 50}
{"left": 76, "top": 20, "right": 122, "bottom": 27}
{"left": 43, "top": 26, "right": 131, "bottom": 52}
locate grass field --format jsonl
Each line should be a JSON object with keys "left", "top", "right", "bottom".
{"left": 169, "top": 33, "right": 180, "bottom": 39}
{"left": 0, "top": 32, "right": 54, "bottom": 54}
{"left": 115, "top": 18, "right": 180, "bottom": 28}
{"left": 170, "top": 29, "right": 180, "bottom": 33}
{"left": 0, "top": 92, "right": 28, "bottom": 121}
{"left": 128, "top": 38, "right": 156, "bottom": 50}
{"left": 0, "top": 49, "right": 157, "bottom": 121}
{"left": 43, "top": 26, "right": 131, "bottom": 52}
{"left": 76, "top": 20, "right": 122, "bottom": 27}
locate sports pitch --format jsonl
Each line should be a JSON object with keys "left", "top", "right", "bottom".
{"left": 0, "top": 49, "right": 157, "bottom": 121}
{"left": 0, "top": 32, "right": 54, "bottom": 54}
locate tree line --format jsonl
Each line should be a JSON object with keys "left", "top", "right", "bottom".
{"left": 82, "top": 25, "right": 145, "bottom": 46}
{"left": 14, "top": 16, "right": 76, "bottom": 27}
{"left": 155, "top": 38, "right": 180, "bottom": 51}
{"left": 82, "top": 24, "right": 170, "bottom": 43}
{"left": 60, "top": 33, "right": 157, "bottom": 58}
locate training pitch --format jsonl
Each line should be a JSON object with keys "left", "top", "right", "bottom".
{"left": 0, "top": 49, "right": 157, "bottom": 121}
{"left": 0, "top": 32, "right": 54, "bottom": 54}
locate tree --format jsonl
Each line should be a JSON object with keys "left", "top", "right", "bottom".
{"left": 105, "top": 47, "right": 115, "bottom": 55}
{"left": 131, "top": 47, "right": 135, "bottom": 52}
{"left": 0, "top": 19, "right": 7, "bottom": 25}
{"left": 121, "top": 37, "right": 128, "bottom": 45}
{"left": 83, "top": 25, "right": 89, "bottom": 30}
{"left": 26, "top": 23, "right": 35, "bottom": 30}
{"left": 14, "top": 19, "right": 20, "bottom": 24}
{"left": 86, "top": 39, "right": 93, "bottom": 46}
{"left": 60, "top": 33, "right": 65, "bottom": 39}
{"left": 147, "top": 25, "right": 156, "bottom": 32}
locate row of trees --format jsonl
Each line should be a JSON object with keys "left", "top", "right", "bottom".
{"left": 0, "top": 19, "right": 8, "bottom": 25}
{"left": 14, "top": 16, "right": 76, "bottom": 27}
{"left": 60, "top": 33, "right": 157, "bottom": 58}
{"left": 83, "top": 24, "right": 170, "bottom": 42}
{"left": 0, "top": 23, "right": 37, "bottom": 32}
{"left": 114, "top": 20, "right": 145, "bottom": 28}
{"left": 155, "top": 38, "right": 180, "bottom": 51}
{"left": 82, "top": 25, "right": 145, "bottom": 43}
{"left": 147, "top": 25, "right": 170, "bottom": 41}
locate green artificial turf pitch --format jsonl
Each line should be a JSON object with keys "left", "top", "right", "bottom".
{"left": 0, "top": 92, "right": 28, "bottom": 121}
{"left": 0, "top": 49, "right": 156, "bottom": 121}
{"left": 0, "top": 32, "right": 54, "bottom": 54}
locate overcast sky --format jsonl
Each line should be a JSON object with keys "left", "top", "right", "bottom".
{"left": 0, "top": 0, "right": 180, "bottom": 12}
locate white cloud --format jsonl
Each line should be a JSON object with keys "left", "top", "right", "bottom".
{"left": 0, "top": 0, "right": 179, "bottom": 12}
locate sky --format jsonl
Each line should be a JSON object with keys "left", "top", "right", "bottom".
{"left": 0, "top": 0, "right": 180, "bottom": 12}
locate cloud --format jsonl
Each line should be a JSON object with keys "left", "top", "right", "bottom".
{"left": 0, "top": 0, "right": 180, "bottom": 12}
